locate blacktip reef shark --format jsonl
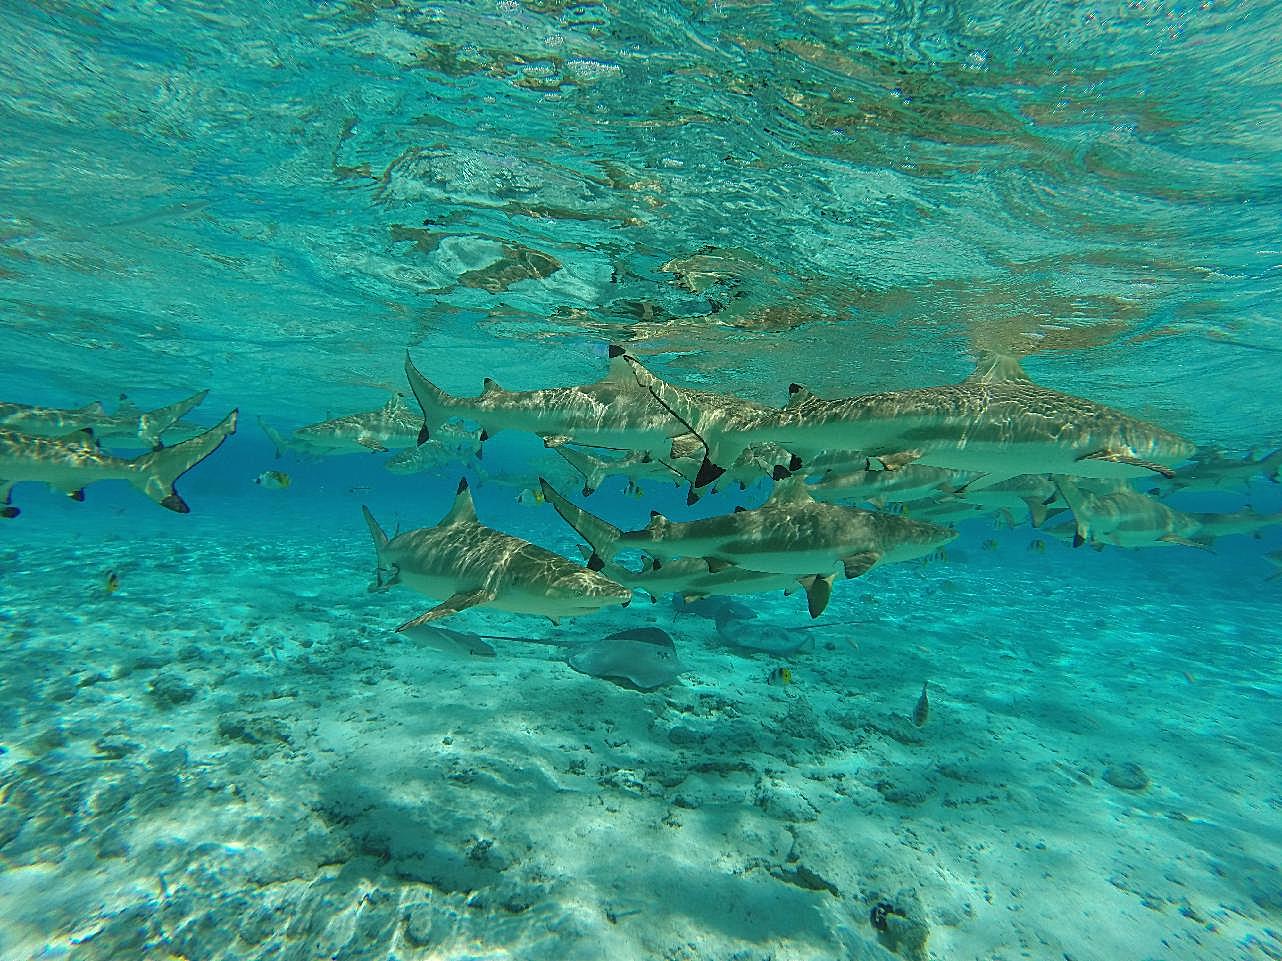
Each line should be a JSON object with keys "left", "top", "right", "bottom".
{"left": 540, "top": 476, "right": 957, "bottom": 617}
{"left": 362, "top": 478, "right": 632, "bottom": 630}
{"left": 1052, "top": 477, "right": 1212, "bottom": 550}
{"left": 625, "top": 351, "right": 1196, "bottom": 492}
{"left": 404, "top": 347, "right": 773, "bottom": 460}
{"left": 0, "top": 399, "right": 106, "bottom": 437}
{"left": 550, "top": 443, "right": 688, "bottom": 497}
{"left": 91, "top": 390, "right": 210, "bottom": 448}
{"left": 383, "top": 423, "right": 484, "bottom": 475}
{"left": 581, "top": 550, "right": 802, "bottom": 606}
{"left": 1150, "top": 446, "right": 1282, "bottom": 496}
{"left": 806, "top": 462, "right": 979, "bottom": 508}
{"left": 260, "top": 394, "right": 423, "bottom": 458}
{"left": 0, "top": 410, "right": 238, "bottom": 518}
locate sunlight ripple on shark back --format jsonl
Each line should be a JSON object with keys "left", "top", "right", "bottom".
{"left": 363, "top": 479, "right": 632, "bottom": 630}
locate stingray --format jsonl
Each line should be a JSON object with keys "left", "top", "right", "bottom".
{"left": 565, "top": 627, "right": 687, "bottom": 690}
{"left": 714, "top": 612, "right": 815, "bottom": 658}
{"left": 399, "top": 624, "right": 497, "bottom": 657}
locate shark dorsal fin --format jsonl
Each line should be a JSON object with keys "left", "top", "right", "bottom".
{"left": 966, "top": 353, "right": 1030, "bottom": 385}
{"left": 645, "top": 509, "right": 669, "bottom": 531}
{"left": 785, "top": 383, "right": 816, "bottom": 408}
{"left": 441, "top": 478, "right": 478, "bottom": 525}
{"left": 764, "top": 476, "right": 814, "bottom": 507}
{"left": 482, "top": 377, "right": 506, "bottom": 396}
{"left": 598, "top": 352, "right": 637, "bottom": 387}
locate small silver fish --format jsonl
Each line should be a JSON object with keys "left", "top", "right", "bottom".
{"left": 912, "top": 681, "right": 929, "bottom": 727}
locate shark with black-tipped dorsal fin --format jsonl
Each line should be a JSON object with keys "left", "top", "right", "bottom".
{"left": 624, "top": 351, "right": 1195, "bottom": 492}
{"left": 261, "top": 394, "right": 424, "bottom": 458}
{"left": 0, "top": 400, "right": 107, "bottom": 437}
{"left": 1051, "top": 477, "right": 1212, "bottom": 550}
{"left": 404, "top": 347, "right": 771, "bottom": 460}
{"left": 362, "top": 479, "right": 632, "bottom": 630}
{"left": 0, "top": 410, "right": 238, "bottom": 518}
{"left": 539, "top": 476, "right": 957, "bottom": 618}
{"left": 91, "top": 390, "right": 211, "bottom": 448}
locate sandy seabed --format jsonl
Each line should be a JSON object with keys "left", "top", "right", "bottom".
{"left": 1, "top": 508, "right": 1279, "bottom": 961}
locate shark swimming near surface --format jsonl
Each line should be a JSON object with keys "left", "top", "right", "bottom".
{"left": 404, "top": 347, "right": 773, "bottom": 460}
{"left": 91, "top": 390, "right": 211, "bottom": 448}
{"left": 260, "top": 394, "right": 424, "bottom": 458}
{"left": 540, "top": 476, "right": 957, "bottom": 617}
{"left": 362, "top": 479, "right": 632, "bottom": 630}
{"left": 625, "top": 351, "right": 1196, "bottom": 492}
{"left": 0, "top": 410, "right": 238, "bottom": 518}
{"left": 1052, "top": 477, "right": 1211, "bottom": 550}
{"left": 0, "top": 400, "right": 107, "bottom": 437}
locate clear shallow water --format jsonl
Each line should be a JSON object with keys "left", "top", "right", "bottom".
{"left": 2, "top": 2, "right": 1282, "bottom": 960}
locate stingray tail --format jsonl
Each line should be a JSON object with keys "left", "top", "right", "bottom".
{"left": 538, "top": 478, "right": 622, "bottom": 569}
{"left": 130, "top": 410, "right": 238, "bottom": 512}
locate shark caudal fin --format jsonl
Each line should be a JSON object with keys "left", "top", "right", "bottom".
{"left": 538, "top": 478, "right": 623, "bottom": 568}
{"left": 620, "top": 351, "right": 743, "bottom": 488}
{"left": 404, "top": 352, "right": 462, "bottom": 444}
{"left": 137, "top": 389, "right": 209, "bottom": 448}
{"left": 130, "top": 410, "right": 238, "bottom": 512}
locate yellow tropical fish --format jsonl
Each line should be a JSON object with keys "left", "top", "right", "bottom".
{"left": 255, "top": 470, "right": 291, "bottom": 490}
{"left": 103, "top": 570, "right": 120, "bottom": 595}
{"left": 515, "top": 487, "right": 546, "bottom": 507}
{"left": 767, "top": 666, "right": 792, "bottom": 686}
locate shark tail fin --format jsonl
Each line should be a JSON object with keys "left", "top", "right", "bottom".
{"left": 538, "top": 477, "right": 622, "bottom": 565}
{"left": 138, "top": 389, "right": 209, "bottom": 448}
{"left": 404, "top": 352, "right": 460, "bottom": 443}
{"left": 130, "top": 410, "right": 238, "bottom": 512}
{"left": 622, "top": 354, "right": 742, "bottom": 488}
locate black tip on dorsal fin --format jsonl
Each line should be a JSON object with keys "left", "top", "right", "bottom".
{"left": 457, "top": 478, "right": 469, "bottom": 494}
{"left": 417, "top": 425, "right": 430, "bottom": 445}
{"left": 479, "top": 430, "right": 489, "bottom": 442}
{"left": 788, "top": 383, "right": 803, "bottom": 394}
{"left": 587, "top": 553, "right": 604, "bottom": 572}
{"left": 734, "top": 505, "right": 746, "bottom": 513}
{"left": 772, "top": 465, "right": 791, "bottom": 481}
{"left": 608, "top": 344, "right": 626, "bottom": 358}
{"left": 788, "top": 454, "right": 803, "bottom": 472}
{"left": 650, "top": 510, "right": 662, "bottom": 520}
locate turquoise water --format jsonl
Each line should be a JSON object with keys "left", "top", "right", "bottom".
{"left": 3, "top": 2, "right": 1282, "bottom": 959}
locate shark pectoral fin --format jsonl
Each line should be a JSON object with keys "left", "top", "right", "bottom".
{"left": 542, "top": 434, "right": 573, "bottom": 448}
{"left": 1077, "top": 449, "right": 1176, "bottom": 478}
{"left": 1159, "top": 534, "right": 1215, "bottom": 551}
{"left": 395, "top": 588, "right": 497, "bottom": 631}
{"left": 842, "top": 553, "right": 880, "bottom": 579}
{"left": 798, "top": 573, "right": 835, "bottom": 618}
